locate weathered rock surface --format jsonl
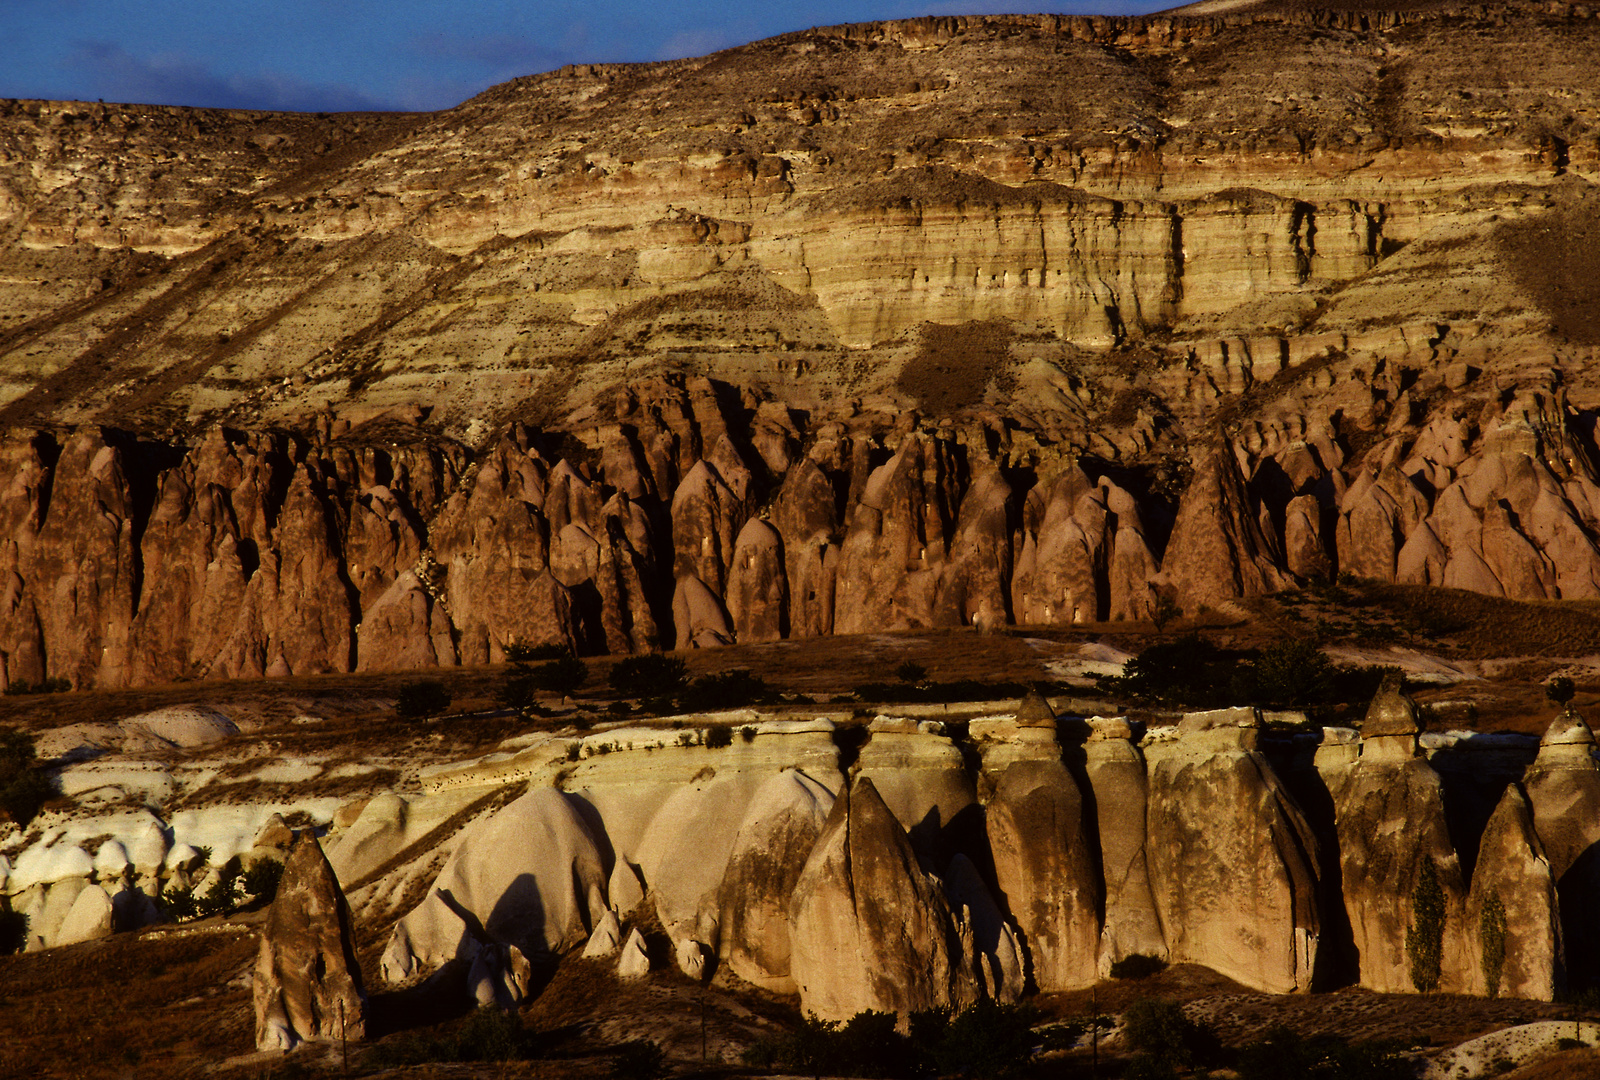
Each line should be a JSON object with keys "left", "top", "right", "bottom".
{"left": 1335, "top": 684, "right": 1471, "bottom": 994}
{"left": 253, "top": 831, "right": 365, "bottom": 1052}
{"left": 380, "top": 787, "right": 605, "bottom": 982}
{"left": 1083, "top": 718, "right": 1168, "bottom": 973}
{"left": 984, "top": 759, "right": 1100, "bottom": 992}
{"left": 788, "top": 777, "right": 979, "bottom": 1022}
{"left": 1464, "top": 785, "right": 1561, "bottom": 1001}
{"left": 1144, "top": 708, "right": 1320, "bottom": 994}
{"left": 2, "top": 10, "right": 1599, "bottom": 686}
{"left": 1522, "top": 711, "right": 1600, "bottom": 988}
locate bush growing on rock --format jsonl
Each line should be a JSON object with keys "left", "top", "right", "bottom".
{"left": 372, "top": 1007, "right": 541, "bottom": 1065}
{"left": 500, "top": 644, "right": 587, "bottom": 711}
{"left": 1110, "top": 953, "right": 1168, "bottom": 980}
{"left": 1406, "top": 860, "right": 1446, "bottom": 994}
{"left": 704, "top": 725, "right": 733, "bottom": 748}
{"left": 1101, "top": 634, "right": 1395, "bottom": 710}
{"left": 1, "top": 676, "right": 70, "bottom": 696}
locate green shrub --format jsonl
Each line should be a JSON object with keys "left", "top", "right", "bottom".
{"left": 1122, "top": 998, "right": 1219, "bottom": 1080}
{"left": 0, "top": 729, "right": 55, "bottom": 826}
{"left": 739, "top": 724, "right": 757, "bottom": 743}
{"left": 1407, "top": 860, "right": 1446, "bottom": 993}
{"left": 372, "top": 1007, "right": 540, "bottom": 1065}
{"left": 396, "top": 680, "right": 451, "bottom": 719}
{"left": 243, "top": 857, "right": 284, "bottom": 906}
{"left": 704, "top": 725, "right": 733, "bottom": 749}
{"left": 1480, "top": 891, "right": 1508, "bottom": 999}
{"left": 909, "top": 999, "right": 1038, "bottom": 1079}
{"left": 1238, "top": 1025, "right": 1418, "bottom": 1080}
{"left": 500, "top": 647, "right": 587, "bottom": 711}
{"left": 0, "top": 907, "right": 27, "bottom": 954}
{"left": 161, "top": 884, "right": 200, "bottom": 922}
{"left": 609, "top": 655, "right": 688, "bottom": 698}
{"left": 196, "top": 855, "right": 245, "bottom": 917}
{"left": 681, "top": 669, "right": 767, "bottom": 711}
{"left": 1110, "top": 953, "right": 1167, "bottom": 980}
{"left": 895, "top": 661, "right": 928, "bottom": 684}
{"left": 1254, "top": 638, "right": 1336, "bottom": 705}
{"left": 1547, "top": 676, "right": 1577, "bottom": 705}
{"left": 2, "top": 676, "right": 71, "bottom": 696}
{"left": 742, "top": 1002, "right": 1037, "bottom": 1079}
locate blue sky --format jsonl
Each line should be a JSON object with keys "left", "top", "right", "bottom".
{"left": 2, "top": 1, "right": 1167, "bottom": 113}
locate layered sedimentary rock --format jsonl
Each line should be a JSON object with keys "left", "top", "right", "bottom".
{"left": 1, "top": 9, "right": 1600, "bottom": 686}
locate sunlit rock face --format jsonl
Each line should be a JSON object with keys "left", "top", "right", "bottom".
{"left": 3, "top": 8, "right": 1600, "bottom": 687}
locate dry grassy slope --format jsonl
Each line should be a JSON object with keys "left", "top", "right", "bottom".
{"left": 0, "top": 4, "right": 1596, "bottom": 438}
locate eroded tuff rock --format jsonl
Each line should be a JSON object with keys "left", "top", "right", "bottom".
{"left": 2, "top": 9, "right": 1600, "bottom": 686}
{"left": 1464, "top": 785, "right": 1561, "bottom": 1001}
{"left": 1523, "top": 711, "right": 1600, "bottom": 985}
{"left": 985, "top": 758, "right": 1101, "bottom": 992}
{"left": 788, "top": 777, "right": 981, "bottom": 1022}
{"left": 1335, "top": 681, "right": 1471, "bottom": 994}
{"left": 254, "top": 831, "right": 365, "bottom": 1052}
{"left": 381, "top": 787, "right": 605, "bottom": 982}
{"left": 1144, "top": 708, "right": 1320, "bottom": 994}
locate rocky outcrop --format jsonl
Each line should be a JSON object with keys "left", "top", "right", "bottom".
{"left": 1144, "top": 708, "right": 1320, "bottom": 994}
{"left": 1464, "top": 785, "right": 1561, "bottom": 1001}
{"left": 253, "top": 831, "right": 365, "bottom": 1052}
{"left": 1335, "top": 682, "right": 1471, "bottom": 994}
{"left": 380, "top": 787, "right": 606, "bottom": 982}
{"left": 718, "top": 769, "right": 836, "bottom": 992}
{"left": 788, "top": 777, "right": 980, "bottom": 1022}
{"left": 1083, "top": 717, "right": 1168, "bottom": 973}
{"left": 1522, "top": 711, "right": 1600, "bottom": 988}
{"left": 984, "top": 758, "right": 1100, "bottom": 992}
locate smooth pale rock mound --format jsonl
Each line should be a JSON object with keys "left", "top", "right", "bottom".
{"left": 617, "top": 927, "right": 650, "bottom": 979}
{"left": 253, "top": 831, "right": 365, "bottom": 1052}
{"left": 1083, "top": 726, "right": 1167, "bottom": 972}
{"left": 1522, "top": 710, "right": 1600, "bottom": 987}
{"left": 609, "top": 859, "right": 645, "bottom": 917}
{"left": 676, "top": 937, "right": 708, "bottom": 980}
{"left": 1145, "top": 714, "right": 1320, "bottom": 994}
{"left": 53, "top": 884, "right": 113, "bottom": 947}
{"left": 719, "top": 769, "right": 836, "bottom": 992}
{"left": 635, "top": 772, "right": 756, "bottom": 952}
{"left": 1465, "top": 786, "right": 1561, "bottom": 1001}
{"left": 1336, "top": 682, "right": 1469, "bottom": 994}
{"left": 985, "top": 759, "right": 1100, "bottom": 992}
{"left": 788, "top": 777, "right": 978, "bottom": 1023}
{"left": 583, "top": 909, "right": 622, "bottom": 958}
{"left": 381, "top": 787, "right": 605, "bottom": 982}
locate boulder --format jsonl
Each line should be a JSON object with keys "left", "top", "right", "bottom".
{"left": 617, "top": 927, "right": 651, "bottom": 979}
{"left": 788, "top": 777, "right": 979, "bottom": 1023}
{"left": 380, "top": 787, "right": 606, "bottom": 982}
{"left": 53, "top": 884, "right": 113, "bottom": 947}
{"left": 583, "top": 909, "right": 622, "bottom": 958}
{"left": 253, "top": 831, "right": 364, "bottom": 1051}
{"left": 985, "top": 759, "right": 1100, "bottom": 992}
{"left": 467, "top": 941, "right": 533, "bottom": 1009}
{"left": 1144, "top": 710, "right": 1320, "bottom": 993}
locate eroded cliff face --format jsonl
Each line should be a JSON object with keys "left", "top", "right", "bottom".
{"left": 4, "top": 6, "right": 1600, "bottom": 685}
{"left": 10, "top": 696, "right": 1591, "bottom": 1011}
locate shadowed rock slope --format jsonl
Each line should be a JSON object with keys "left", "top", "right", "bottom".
{"left": 3, "top": 4, "right": 1600, "bottom": 685}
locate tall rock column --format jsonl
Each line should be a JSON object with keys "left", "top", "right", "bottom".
{"left": 1083, "top": 716, "right": 1167, "bottom": 973}
{"left": 1523, "top": 710, "right": 1600, "bottom": 988}
{"left": 1335, "top": 678, "right": 1471, "bottom": 994}
{"left": 1464, "top": 785, "right": 1561, "bottom": 1001}
{"left": 1144, "top": 708, "right": 1320, "bottom": 994}
{"left": 254, "top": 831, "right": 365, "bottom": 1052}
